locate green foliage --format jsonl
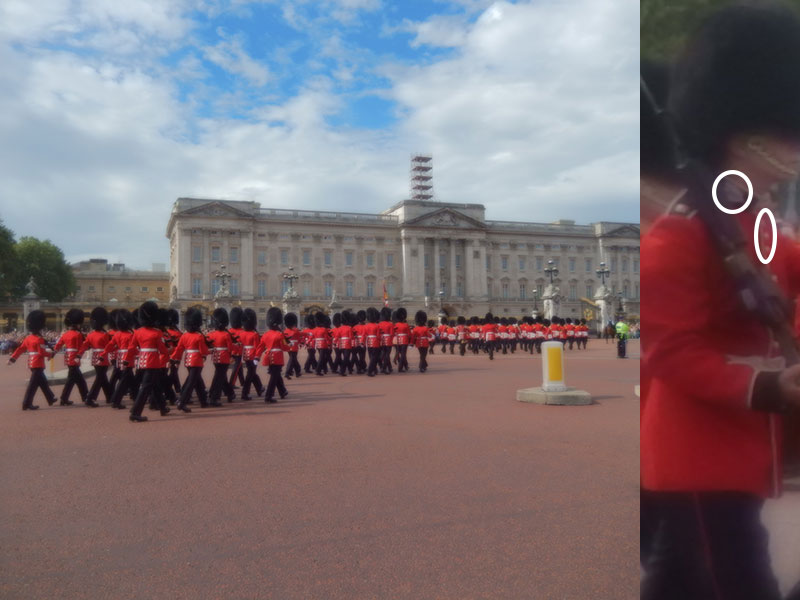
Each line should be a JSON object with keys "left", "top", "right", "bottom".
{"left": 13, "top": 237, "right": 76, "bottom": 302}
{"left": 0, "top": 220, "right": 17, "bottom": 301}
{"left": 642, "top": 0, "right": 800, "bottom": 60}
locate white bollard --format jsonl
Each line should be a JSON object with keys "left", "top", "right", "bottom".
{"left": 541, "top": 341, "right": 566, "bottom": 392}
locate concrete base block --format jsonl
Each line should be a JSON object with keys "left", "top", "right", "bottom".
{"left": 46, "top": 365, "right": 95, "bottom": 385}
{"left": 516, "top": 387, "right": 593, "bottom": 406}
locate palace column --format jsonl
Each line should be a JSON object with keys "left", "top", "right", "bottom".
{"left": 450, "top": 239, "right": 458, "bottom": 299}
{"left": 433, "top": 238, "right": 441, "bottom": 296}
{"left": 418, "top": 237, "right": 427, "bottom": 299}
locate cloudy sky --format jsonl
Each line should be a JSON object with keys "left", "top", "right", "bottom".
{"left": 0, "top": 0, "right": 638, "bottom": 270}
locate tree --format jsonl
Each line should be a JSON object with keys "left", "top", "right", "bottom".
{"left": 642, "top": 0, "right": 800, "bottom": 59}
{"left": 0, "top": 219, "right": 17, "bottom": 301}
{"left": 12, "top": 237, "right": 76, "bottom": 302}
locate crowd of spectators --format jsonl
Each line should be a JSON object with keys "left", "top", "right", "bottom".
{"left": 0, "top": 330, "right": 59, "bottom": 354}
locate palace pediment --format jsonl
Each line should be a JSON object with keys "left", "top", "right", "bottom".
{"left": 179, "top": 200, "right": 256, "bottom": 219}
{"left": 404, "top": 208, "right": 486, "bottom": 230}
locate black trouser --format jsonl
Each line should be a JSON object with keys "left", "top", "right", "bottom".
{"left": 397, "top": 345, "right": 409, "bottom": 372}
{"left": 617, "top": 337, "right": 627, "bottom": 358}
{"left": 110, "top": 368, "right": 134, "bottom": 407}
{"left": 228, "top": 355, "right": 245, "bottom": 387}
{"left": 159, "top": 369, "right": 176, "bottom": 405}
{"left": 87, "top": 365, "right": 113, "bottom": 402}
{"left": 265, "top": 364, "right": 287, "bottom": 400}
{"left": 357, "top": 346, "right": 367, "bottom": 372}
{"left": 640, "top": 491, "right": 781, "bottom": 600}
{"left": 486, "top": 341, "right": 494, "bottom": 360}
{"left": 131, "top": 369, "right": 167, "bottom": 417}
{"left": 459, "top": 341, "right": 466, "bottom": 356}
{"left": 535, "top": 339, "right": 542, "bottom": 354}
{"left": 471, "top": 339, "right": 479, "bottom": 354}
{"left": 61, "top": 365, "right": 88, "bottom": 402}
{"left": 209, "top": 363, "right": 234, "bottom": 401}
{"left": 179, "top": 366, "right": 208, "bottom": 407}
{"left": 285, "top": 351, "right": 301, "bottom": 378}
{"left": 242, "top": 360, "right": 263, "bottom": 398}
{"left": 23, "top": 368, "right": 56, "bottom": 407}
{"left": 448, "top": 341, "right": 456, "bottom": 354}
{"left": 131, "top": 369, "right": 143, "bottom": 399}
{"left": 441, "top": 339, "right": 447, "bottom": 353}
{"left": 339, "top": 349, "right": 352, "bottom": 375}
{"left": 568, "top": 338, "right": 575, "bottom": 350}
{"left": 332, "top": 348, "right": 342, "bottom": 373}
{"left": 108, "top": 364, "right": 121, "bottom": 397}
{"left": 315, "top": 348, "right": 332, "bottom": 375}
{"left": 417, "top": 346, "right": 428, "bottom": 371}
{"left": 381, "top": 346, "right": 393, "bottom": 373}
{"left": 367, "top": 347, "right": 380, "bottom": 375}
{"left": 304, "top": 348, "right": 318, "bottom": 372}
{"left": 168, "top": 362, "right": 182, "bottom": 394}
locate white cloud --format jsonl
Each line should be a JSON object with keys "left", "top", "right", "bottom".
{"left": 0, "top": 0, "right": 637, "bottom": 270}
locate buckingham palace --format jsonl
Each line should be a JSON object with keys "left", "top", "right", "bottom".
{"left": 166, "top": 195, "right": 640, "bottom": 326}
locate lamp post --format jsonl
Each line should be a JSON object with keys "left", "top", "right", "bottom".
{"left": 282, "top": 266, "right": 299, "bottom": 293}
{"left": 532, "top": 289, "right": 538, "bottom": 312}
{"left": 596, "top": 261, "right": 610, "bottom": 286}
{"left": 544, "top": 260, "right": 559, "bottom": 284}
{"left": 438, "top": 288, "right": 445, "bottom": 319}
{"left": 616, "top": 292, "right": 625, "bottom": 320}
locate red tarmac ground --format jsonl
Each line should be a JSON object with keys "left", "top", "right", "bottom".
{"left": 2, "top": 339, "right": 638, "bottom": 598}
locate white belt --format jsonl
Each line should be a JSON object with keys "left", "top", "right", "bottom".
{"left": 244, "top": 345, "right": 254, "bottom": 349}
{"left": 186, "top": 349, "right": 200, "bottom": 353}
{"left": 213, "top": 347, "right": 227, "bottom": 351}
{"left": 367, "top": 335, "right": 377, "bottom": 338}
{"left": 269, "top": 349, "right": 282, "bottom": 352}
{"left": 65, "top": 349, "right": 77, "bottom": 353}
{"left": 139, "top": 348, "right": 157, "bottom": 352}
{"left": 27, "top": 351, "right": 40, "bottom": 355}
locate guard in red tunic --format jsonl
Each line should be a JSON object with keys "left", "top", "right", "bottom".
{"left": 254, "top": 307, "right": 290, "bottom": 403}
{"left": 378, "top": 307, "right": 394, "bottom": 374}
{"left": 227, "top": 307, "right": 245, "bottom": 389}
{"left": 238, "top": 308, "right": 264, "bottom": 399}
{"left": 54, "top": 308, "right": 92, "bottom": 407}
{"left": 103, "top": 309, "right": 135, "bottom": 409}
{"left": 127, "top": 301, "right": 171, "bottom": 422}
{"left": 312, "top": 312, "right": 333, "bottom": 376}
{"left": 353, "top": 310, "right": 368, "bottom": 374}
{"left": 364, "top": 307, "right": 381, "bottom": 376}
{"left": 166, "top": 308, "right": 183, "bottom": 396}
{"left": 393, "top": 308, "right": 411, "bottom": 372}
{"left": 409, "top": 311, "right": 431, "bottom": 372}
{"left": 455, "top": 316, "right": 467, "bottom": 356}
{"left": 80, "top": 307, "right": 113, "bottom": 405}
{"left": 106, "top": 309, "right": 121, "bottom": 397}
{"left": 206, "top": 308, "right": 235, "bottom": 405}
{"left": 564, "top": 318, "right": 576, "bottom": 351}
{"left": 8, "top": 310, "right": 57, "bottom": 410}
{"left": 480, "top": 313, "right": 498, "bottom": 360}
{"left": 170, "top": 308, "right": 209, "bottom": 412}
{"left": 330, "top": 312, "right": 344, "bottom": 374}
{"left": 283, "top": 312, "right": 303, "bottom": 379}
{"left": 302, "top": 313, "right": 318, "bottom": 374}
{"left": 336, "top": 310, "right": 355, "bottom": 376}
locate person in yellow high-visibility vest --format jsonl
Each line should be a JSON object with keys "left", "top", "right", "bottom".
{"left": 615, "top": 320, "right": 629, "bottom": 359}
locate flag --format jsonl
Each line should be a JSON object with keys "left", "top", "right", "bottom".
{"left": 383, "top": 280, "right": 389, "bottom": 307}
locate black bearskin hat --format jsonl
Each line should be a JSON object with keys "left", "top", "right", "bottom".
{"left": 90, "top": 307, "right": 108, "bottom": 330}
{"left": 138, "top": 301, "right": 159, "bottom": 328}
{"left": 157, "top": 308, "right": 170, "bottom": 329}
{"left": 284, "top": 312, "right": 298, "bottom": 329}
{"left": 380, "top": 306, "right": 392, "bottom": 321}
{"left": 581, "top": 318, "right": 587, "bottom": 325}
{"left": 500, "top": 317, "right": 508, "bottom": 326}
{"left": 485, "top": 312, "right": 493, "bottom": 322}
{"left": 117, "top": 309, "right": 133, "bottom": 332}
{"left": 396, "top": 307, "right": 407, "bottom": 322}
{"left": 26, "top": 309, "right": 45, "bottom": 333}
{"left": 243, "top": 308, "right": 257, "bottom": 331}
{"left": 64, "top": 308, "right": 84, "bottom": 327}
{"left": 305, "top": 313, "right": 316, "bottom": 329}
{"left": 670, "top": 3, "right": 800, "bottom": 167}
{"left": 332, "top": 312, "right": 342, "bottom": 328}
{"left": 131, "top": 309, "right": 140, "bottom": 328}
{"left": 457, "top": 315, "right": 466, "bottom": 325}
{"left": 108, "top": 309, "right": 119, "bottom": 330}
{"left": 314, "top": 312, "right": 327, "bottom": 328}
{"left": 641, "top": 59, "right": 673, "bottom": 179}
{"left": 212, "top": 308, "right": 229, "bottom": 330}
{"left": 357, "top": 310, "right": 366, "bottom": 323}
{"left": 366, "top": 307, "right": 380, "bottom": 324}
{"left": 427, "top": 320, "right": 435, "bottom": 328}
{"left": 267, "top": 307, "right": 283, "bottom": 330}
{"left": 543, "top": 319, "right": 551, "bottom": 327}
{"left": 168, "top": 309, "right": 180, "bottom": 329}
{"left": 342, "top": 310, "right": 355, "bottom": 326}
{"left": 185, "top": 308, "right": 203, "bottom": 333}
{"left": 415, "top": 310, "right": 427, "bottom": 327}
{"left": 565, "top": 318, "right": 572, "bottom": 324}
{"left": 229, "top": 306, "right": 243, "bottom": 329}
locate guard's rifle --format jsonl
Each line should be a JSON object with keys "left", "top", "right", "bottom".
{"left": 641, "top": 76, "right": 800, "bottom": 477}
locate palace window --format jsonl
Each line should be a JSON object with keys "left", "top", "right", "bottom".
{"left": 192, "top": 279, "right": 202, "bottom": 295}
{"left": 302, "top": 282, "right": 310, "bottom": 297}
{"left": 345, "top": 251, "right": 353, "bottom": 267}
{"left": 633, "top": 259, "right": 639, "bottom": 273}
{"left": 324, "top": 281, "right": 332, "bottom": 297}
{"left": 502, "top": 282, "right": 509, "bottom": 298}
{"left": 536, "top": 257, "right": 543, "bottom": 271}
{"left": 192, "top": 246, "right": 202, "bottom": 262}
{"left": 230, "top": 248, "right": 238, "bottom": 263}
{"left": 366, "top": 253, "right": 374, "bottom": 268}
{"left": 280, "top": 250, "right": 288, "bottom": 266}
{"left": 366, "top": 281, "right": 374, "bottom": 297}
{"left": 346, "top": 281, "right": 354, "bottom": 297}
{"left": 211, "top": 247, "right": 220, "bottom": 263}
{"left": 303, "top": 250, "right": 311, "bottom": 266}
{"left": 519, "top": 257, "right": 525, "bottom": 271}
{"left": 424, "top": 254, "right": 430, "bottom": 269}
{"left": 281, "top": 280, "right": 290, "bottom": 295}
{"left": 324, "top": 251, "right": 332, "bottom": 266}
{"left": 141, "top": 286, "right": 148, "bottom": 292}
{"left": 211, "top": 279, "right": 220, "bottom": 296}
{"left": 586, "top": 283, "right": 593, "bottom": 298}
{"left": 585, "top": 258, "right": 592, "bottom": 273}
{"left": 230, "top": 279, "right": 239, "bottom": 295}
{"left": 519, "top": 284, "right": 526, "bottom": 300}
{"left": 257, "top": 280, "right": 266, "bottom": 297}
{"left": 456, "top": 255, "right": 461, "bottom": 269}
{"left": 569, "top": 258, "right": 576, "bottom": 272}
{"left": 387, "top": 283, "right": 395, "bottom": 297}
{"left": 501, "top": 256, "right": 508, "bottom": 270}
{"left": 622, "top": 257, "right": 628, "bottom": 272}
{"left": 257, "top": 251, "right": 266, "bottom": 265}
{"left": 386, "top": 253, "right": 394, "bottom": 268}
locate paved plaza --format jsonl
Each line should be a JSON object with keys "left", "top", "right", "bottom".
{"left": 0, "top": 339, "right": 738, "bottom": 598}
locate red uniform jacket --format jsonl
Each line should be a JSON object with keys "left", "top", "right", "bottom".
{"left": 255, "top": 330, "right": 290, "bottom": 366}
{"left": 237, "top": 330, "right": 260, "bottom": 361}
{"left": 363, "top": 323, "right": 381, "bottom": 349}
{"left": 468, "top": 324, "right": 480, "bottom": 339}
{"left": 284, "top": 327, "right": 302, "bottom": 352}
{"left": 300, "top": 328, "right": 314, "bottom": 349}
{"left": 410, "top": 326, "right": 431, "bottom": 348}
{"left": 80, "top": 330, "right": 111, "bottom": 366}
{"left": 548, "top": 324, "right": 561, "bottom": 340}
{"left": 104, "top": 330, "right": 135, "bottom": 368}
{"left": 228, "top": 327, "right": 243, "bottom": 357}
{"left": 480, "top": 323, "right": 497, "bottom": 341}
{"left": 11, "top": 334, "right": 53, "bottom": 368}
{"left": 206, "top": 330, "right": 234, "bottom": 364}
{"left": 127, "top": 327, "right": 170, "bottom": 370}
{"left": 394, "top": 322, "right": 411, "bottom": 345}
{"left": 311, "top": 326, "right": 330, "bottom": 350}
{"left": 446, "top": 326, "right": 456, "bottom": 341}
{"left": 564, "top": 324, "right": 575, "bottom": 338}
{"left": 335, "top": 325, "right": 354, "bottom": 350}
{"left": 642, "top": 209, "right": 800, "bottom": 498}
{"left": 170, "top": 332, "right": 209, "bottom": 367}
{"left": 54, "top": 330, "right": 84, "bottom": 367}
{"left": 107, "top": 328, "right": 118, "bottom": 363}
{"left": 378, "top": 321, "right": 394, "bottom": 346}
{"left": 352, "top": 323, "right": 365, "bottom": 347}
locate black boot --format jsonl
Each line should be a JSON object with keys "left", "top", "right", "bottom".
{"left": 129, "top": 414, "right": 148, "bottom": 422}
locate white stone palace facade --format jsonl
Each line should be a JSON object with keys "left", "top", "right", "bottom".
{"left": 166, "top": 197, "right": 640, "bottom": 326}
